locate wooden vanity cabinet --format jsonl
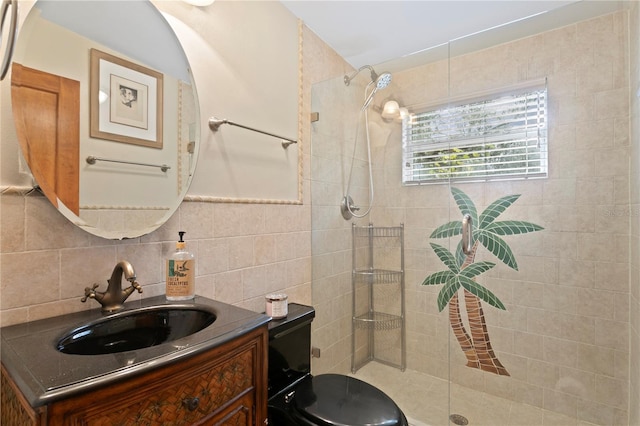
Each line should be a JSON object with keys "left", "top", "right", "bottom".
{"left": 1, "top": 325, "right": 268, "bottom": 426}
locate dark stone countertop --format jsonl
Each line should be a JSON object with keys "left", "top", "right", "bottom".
{"left": 0, "top": 295, "right": 270, "bottom": 407}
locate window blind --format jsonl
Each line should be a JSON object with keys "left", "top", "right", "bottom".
{"left": 402, "top": 87, "right": 548, "bottom": 184}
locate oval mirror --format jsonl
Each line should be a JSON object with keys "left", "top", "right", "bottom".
{"left": 10, "top": 0, "right": 199, "bottom": 239}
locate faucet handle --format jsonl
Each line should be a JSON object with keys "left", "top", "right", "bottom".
{"left": 131, "top": 281, "right": 143, "bottom": 294}
{"left": 81, "top": 283, "right": 100, "bottom": 302}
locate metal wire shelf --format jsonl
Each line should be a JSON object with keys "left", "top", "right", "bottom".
{"left": 353, "top": 311, "right": 403, "bottom": 331}
{"left": 353, "top": 269, "right": 403, "bottom": 284}
{"left": 351, "top": 223, "right": 405, "bottom": 374}
{"left": 352, "top": 224, "right": 404, "bottom": 238}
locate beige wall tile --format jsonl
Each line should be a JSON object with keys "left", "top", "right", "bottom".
{"left": 595, "top": 87, "right": 630, "bottom": 120}
{"left": 228, "top": 236, "right": 254, "bottom": 270}
{"left": 595, "top": 261, "right": 628, "bottom": 292}
{"left": 214, "top": 270, "right": 243, "bottom": 305}
{"left": 60, "top": 247, "right": 117, "bottom": 299}
{"left": 543, "top": 336, "right": 578, "bottom": 368}
{"left": 528, "top": 359, "right": 560, "bottom": 389}
{"left": 213, "top": 204, "right": 265, "bottom": 237}
{"left": 195, "top": 274, "right": 215, "bottom": 300}
{"left": 543, "top": 179, "right": 577, "bottom": 205}
{"left": 577, "top": 399, "right": 626, "bottom": 426}
{"left": 197, "top": 239, "right": 230, "bottom": 275}
{"left": 577, "top": 232, "right": 628, "bottom": 262}
{"left": 178, "top": 202, "right": 215, "bottom": 239}
{"left": 26, "top": 197, "right": 95, "bottom": 250}
{"left": 558, "top": 366, "right": 596, "bottom": 400}
{"left": 1, "top": 251, "right": 60, "bottom": 309}
{"left": 254, "top": 234, "right": 277, "bottom": 265}
{"left": 575, "top": 177, "right": 614, "bottom": 206}
{"left": 27, "top": 298, "right": 92, "bottom": 322}
{"left": 595, "top": 374, "right": 628, "bottom": 408}
{"left": 577, "top": 343, "right": 615, "bottom": 377}
{"left": 595, "top": 318, "right": 629, "bottom": 351}
{"left": 0, "top": 195, "right": 25, "bottom": 253}
{"left": 576, "top": 288, "right": 615, "bottom": 320}
{"left": 543, "top": 388, "right": 577, "bottom": 418}
{"left": 514, "top": 332, "right": 544, "bottom": 360}
{"left": 558, "top": 258, "right": 595, "bottom": 288}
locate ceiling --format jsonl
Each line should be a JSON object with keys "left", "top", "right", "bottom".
{"left": 281, "top": 1, "right": 626, "bottom": 72}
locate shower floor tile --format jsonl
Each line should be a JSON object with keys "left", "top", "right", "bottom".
{"left": 349, "top": 362, "right": 601, "bottom": 426}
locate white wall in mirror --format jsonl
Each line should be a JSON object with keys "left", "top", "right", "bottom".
{"left": 1, "top": 0, "right": 192, "bottom": 195}
{"left": 154, "top": 1, "right": 301, "bottom": 203}
{"left": 1, "top": 0, "right": 199, "bottom": 239}
{"left": 15, "top": 14, "right": 181, "bottom": 209}
{"left": 39, "top": 1, "right": 190, "bottom": 82}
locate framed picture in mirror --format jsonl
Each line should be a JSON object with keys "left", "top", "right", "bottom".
{"left": 90, "top": 48, "right": 163, "bottom": 149}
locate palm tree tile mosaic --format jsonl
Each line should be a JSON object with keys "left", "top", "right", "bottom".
{"left": 423, "top": 187, "right": 544, "bottom": 376}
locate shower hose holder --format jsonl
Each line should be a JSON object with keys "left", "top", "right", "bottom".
{"left": 341, "top": 195, "right": 360, "bottom": 220}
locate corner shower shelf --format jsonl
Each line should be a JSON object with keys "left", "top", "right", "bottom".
{"left": 353, "top": 312, "right": 403, "bottom": 331}
{"left": 351, "top": 223, "right": 405, "bottom": 373}
{"left": 353, "top": 269, "right": 403, "bottom": 284}
{"left": 352, "top": 225, "right": 403, "bottom": 238}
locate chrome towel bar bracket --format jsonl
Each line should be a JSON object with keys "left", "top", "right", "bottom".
{"left": 86, "top": 156, "right": 170, "bottom": 172}
{"left": 208, "top": 117, "right": 297, "bottom": 149}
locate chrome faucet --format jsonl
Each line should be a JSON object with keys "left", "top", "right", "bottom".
{"left": 82, "top": 260, "right": 143, "bottom": 312}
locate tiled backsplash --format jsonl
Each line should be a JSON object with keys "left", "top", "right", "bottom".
{"left": 0, "top": 194, "right": 312, "bottom": 326}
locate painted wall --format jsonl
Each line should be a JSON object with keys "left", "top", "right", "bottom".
{"left": 155, "top": 1, "right": 300, "bottom": 203}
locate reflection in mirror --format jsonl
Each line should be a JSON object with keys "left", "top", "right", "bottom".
{"left": 10, "top": 0, "right": 199, "bottom": 239}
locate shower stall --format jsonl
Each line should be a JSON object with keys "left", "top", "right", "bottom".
{"left": 310, "top": 3, "right": 635, "bottom": 425}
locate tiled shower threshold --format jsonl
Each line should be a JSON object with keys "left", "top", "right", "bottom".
{"left": 349, "top": 362, "right": 601, "bottom": 426}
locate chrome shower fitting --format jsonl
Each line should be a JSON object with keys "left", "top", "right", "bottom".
{"left": 344, "top": 65, "right": 391, "bottom": 88}
{"left": 342, "top": 65, "right": 393, "bottom": 221}
{"left": 344, "top": 65, "right": 392, "bottom": 111}
{"left": 341, "top": 195, "right": 359, "bottom": 220}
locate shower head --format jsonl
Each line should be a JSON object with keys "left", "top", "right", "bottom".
{"left": 375, "top": 72, "right": 392, "bottom": 90}
{"left": 344, "top": 65, "right": 392, "bottom": 88}
{"left": 360, "top": 71, "right": 392, "bottom": 110}
{"left": 345, "top": 65, "right": 393, "bottom": 111}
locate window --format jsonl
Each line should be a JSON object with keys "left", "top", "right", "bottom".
{"left": 402, "top": 86, "right": 548, "bottom": 184}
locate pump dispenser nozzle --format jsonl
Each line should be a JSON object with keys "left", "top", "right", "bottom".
{"left": 176, "top": 231, "right": 186, "bottom": 250}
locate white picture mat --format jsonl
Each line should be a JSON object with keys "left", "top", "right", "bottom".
{"left": 97, "top": 58, "right": 157, "bottom": 141}
{"left": 110, "top": 74, "right": 149, "bottom": 129}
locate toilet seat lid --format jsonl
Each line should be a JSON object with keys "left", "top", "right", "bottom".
{"left": 293, "top": 374, "right": 405, "bottom": 426}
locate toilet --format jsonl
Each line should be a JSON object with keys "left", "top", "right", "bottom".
{"left": 267, "top": 303, "right": 408, "bottom": 426}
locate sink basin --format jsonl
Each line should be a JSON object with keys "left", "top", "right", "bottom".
{"left": 56, "top": 305, "right": 217, "bottom": 355}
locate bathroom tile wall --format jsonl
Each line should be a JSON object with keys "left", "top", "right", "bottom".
{"left": 305, "top": 28, "right": 367, "bottom": 375}
{"left": 309, "top": 9, "right": 634, "bottom": 426}
{"left": 372, "top": 11, "right": 630, "bottom": 425}
{"left": 629, "top": 2, "right": 640, "bottom": 425}
{"left": 0, "top": 194, "right": 313, "bottom": 326}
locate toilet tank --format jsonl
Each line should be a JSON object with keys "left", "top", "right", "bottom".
{"left": 268, "top": 303, "right": 315, "bottom": 398}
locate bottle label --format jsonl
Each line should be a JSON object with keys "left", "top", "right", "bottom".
{"left": 166, "top": 259, "right": 195, "bottom": 297}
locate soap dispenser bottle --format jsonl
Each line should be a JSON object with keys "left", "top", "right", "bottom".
{"left": 166, "top": 231, "right": 195, "bottom": 300}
